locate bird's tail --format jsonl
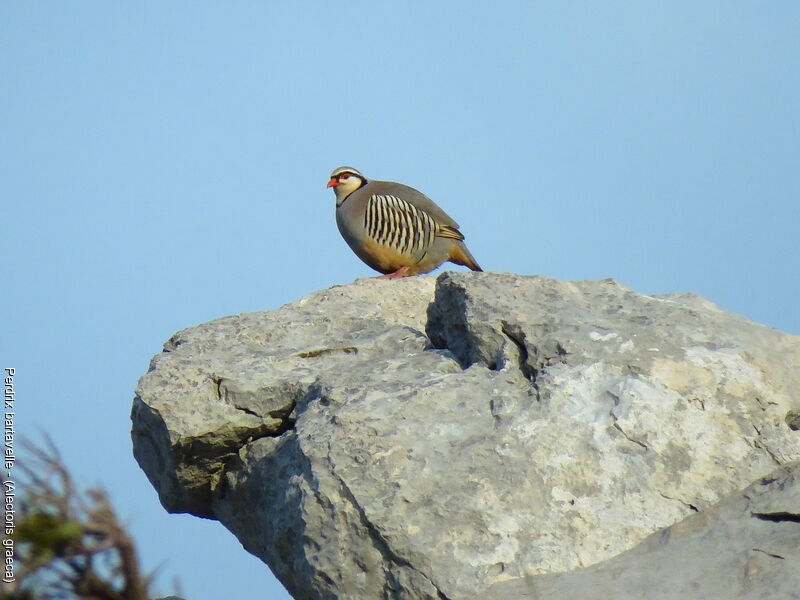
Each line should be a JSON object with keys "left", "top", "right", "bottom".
{"left": 449, "top": 241, "right": 483, "bottom": 272}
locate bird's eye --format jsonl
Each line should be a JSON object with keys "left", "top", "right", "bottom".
{"left": 339, "top": 173, "right": 351, "bottom": 180}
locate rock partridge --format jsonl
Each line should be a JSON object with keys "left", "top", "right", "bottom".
{"left": 327, "top": 167, "right": 483, "bottom": 278}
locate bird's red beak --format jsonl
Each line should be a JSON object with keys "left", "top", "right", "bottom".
{"left": 327, "top": 178, "right": 339, "bottom": 188}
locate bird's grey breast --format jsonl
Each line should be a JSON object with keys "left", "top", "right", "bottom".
{"left": 335, "top": 187, "right": 369, "bottom": 248}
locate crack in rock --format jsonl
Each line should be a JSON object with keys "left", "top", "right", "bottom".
{"left": 755, "top": 440, "right": 783, "bottom": 466}
{"left": 612, "top": 422, "right": 649, "bottom": 451}
{"left": 294, "top": 346, "right": 359, "bottom": 359}
{"left": 752, "top": 547, "right": 786, "bottom": 560}
{"left": 500, "top": 321, "right": 536, "bottom": 381}
{"left": 785, "top": 410, "right": 800, "bottom": 431}
{"left": 752, "top": 511, "right": 800, "bottom": 524}
{"left": 658, "top": 491, "right": 699, "bottom": 512}
{"left": 606, "top": 391, "right": 650, "bottom": 451}
{"left": 327, "top": 460, "right": 452, "bottom": 600}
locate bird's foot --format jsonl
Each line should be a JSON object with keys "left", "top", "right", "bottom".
{"left": 376, "top": 266, "right": 411, "bottom": 279}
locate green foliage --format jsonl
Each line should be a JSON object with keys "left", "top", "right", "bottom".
{"left": 16, "top": 511, "right": 84, "bottom": 565}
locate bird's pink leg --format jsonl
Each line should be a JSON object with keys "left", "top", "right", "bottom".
{"left": 376, "top": 266, "right": 411, "bottom": 279}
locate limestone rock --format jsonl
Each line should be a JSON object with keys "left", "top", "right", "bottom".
{"left": 488, "top": 461, "right": 800, "bottom": 600}
{"left": 131, "top": 272, "right": 800, "bottom": 600}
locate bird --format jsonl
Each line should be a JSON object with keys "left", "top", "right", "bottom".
{"left": 327, "top": 167, "right": 482, "bottom": 279}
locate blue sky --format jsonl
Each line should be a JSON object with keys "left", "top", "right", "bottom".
{"left": 3, "top": 3, "right": 798, "bottom": 599}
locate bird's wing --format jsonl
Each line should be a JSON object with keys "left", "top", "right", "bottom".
{"left": 366, "top": 181, "right": 461, "bottom": 229}
{"left": 363, "top": 192, "right": 465, "bottom": 256}
{"left": 435, "top": 224, "right": 465, "bottom": 240}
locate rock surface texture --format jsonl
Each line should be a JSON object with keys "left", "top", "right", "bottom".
{"left": 131, "top": 272, "right": 800, "bottom": 600}
{"left": 489, "top": 462, "right": 800, "bottom": 600}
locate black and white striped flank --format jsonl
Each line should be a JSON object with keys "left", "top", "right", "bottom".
{"left": 363, "top": 194, "right": 437, "bottom": 255}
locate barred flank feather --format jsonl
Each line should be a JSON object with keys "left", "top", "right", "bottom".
{"left": 364, "top": 194, "right": 437, "bottom": 255}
